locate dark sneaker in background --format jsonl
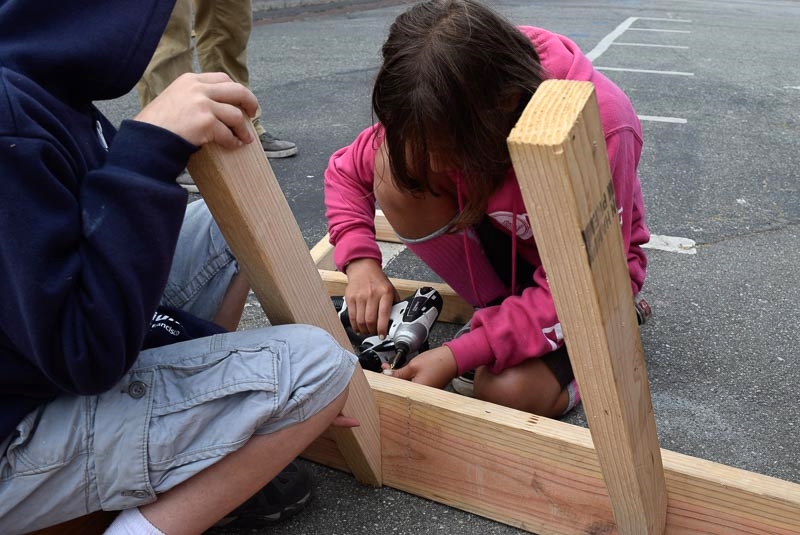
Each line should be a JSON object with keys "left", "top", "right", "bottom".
{"left": 451, "top": 369, "right": 475, "bottom": 397}
{"left": 176, "top": 171, "right": 199, "bottom": 193}
{"left": 449, "top": 320, "right": 476, "bottom": 397}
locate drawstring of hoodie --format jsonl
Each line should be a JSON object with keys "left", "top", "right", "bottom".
{"left": 457, "top": 174, "right": 521, "bottom": 305}
{"left": 456, "top": 176, "right": 488, "bottom": 308}
{"left": 510, "top": 198, "right": 518, "bottom": 298}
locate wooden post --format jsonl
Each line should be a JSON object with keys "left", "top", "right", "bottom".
{"left": 507, "top": 80, "right": 667, "bottom": 534}
{"left": 187, "top": 124, "right": 381, "bottom": 486}
{"left": 26, "top": 511, "right": 116, "bottom": 535}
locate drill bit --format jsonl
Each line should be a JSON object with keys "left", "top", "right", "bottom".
{"left": 389, "top": 347, "right": 408, "bottom": 369}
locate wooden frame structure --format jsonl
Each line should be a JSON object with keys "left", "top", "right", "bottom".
{"left": 31, "top": 80, "right": 800, "bottom": 535}
{"left": 303, "top": 81, "right": 800, "bottom": 534}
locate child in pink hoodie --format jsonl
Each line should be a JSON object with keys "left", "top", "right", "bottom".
{"left": 324, "top": 0, "right": 649, "bottom": 418}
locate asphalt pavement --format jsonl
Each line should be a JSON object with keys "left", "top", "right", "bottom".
{"left": 97, "top": 1, "right": 800, "bottom": 533}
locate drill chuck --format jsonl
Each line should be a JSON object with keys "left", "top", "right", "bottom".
{"left": 392, "top": 323, "right": 429, "bottom": 354}
{"left": 389, "top": 287, "right": 443, "bottom": 368}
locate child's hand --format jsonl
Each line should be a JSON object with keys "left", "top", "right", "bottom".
{"left": 384, "top": 346, "right": 458, "bottom": 389}
{"left": 331, "top": 414, "right": 360, "bottom": 428}
{"left": 344, "top": 258, "right": 399, "bottom": 338}
{"left": 134, "top": 72, "right": 259, "bottom": 149}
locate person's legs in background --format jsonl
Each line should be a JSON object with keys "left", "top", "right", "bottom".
{"left": 194, "top": 0, "right": 297, "bottom": 158}
{"left": 135, "top": 0, "right": 193, "bottom": 109}
{"left": 135, "top": 0, "right": 200, "bottom": 192}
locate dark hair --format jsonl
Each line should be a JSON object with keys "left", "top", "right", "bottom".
{"left": 373, "top": 0, "right": 545, "bottom": 227}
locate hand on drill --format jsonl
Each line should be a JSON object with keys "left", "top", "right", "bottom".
{"left": 383, "top": 346, "right": 458, "bottom": 389}
{"left": 343, "top": 258, "right": 399, "bottom": 338}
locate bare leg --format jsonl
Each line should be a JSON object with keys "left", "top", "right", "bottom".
{"left": 212, "top": 271, "right": 250, "bottom": 331}
{"left": 474, "top": 359, "right": 568, "bottom": 418}
{"left": 139, "top": 382, "right": 350, "bottom": 535}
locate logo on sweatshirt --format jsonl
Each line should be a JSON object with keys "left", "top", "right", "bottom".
{"left": 151, "top": 312, "right": 181, "bottom": 338}
{"left": 489, "top": 211, "right": 533, "bottom": 240}
{"left": 541, "top": 323, "right": 564, "bottom": 351}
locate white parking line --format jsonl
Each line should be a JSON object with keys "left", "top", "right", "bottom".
{"left": 637, "top": 17, "right": 693, "bottom": 23}
{"left": 596, "top": 66, "right": 694, "bottom": 76}
{"left": 642, "top": 235, "right": 697, "bottom": 254}
{"left": 586, "top": 16, "right": 638, "bottom": 61}
{"left": 613, "top": 42, "right": 689, "bottom": 49}
{"left": 638, "top": 115, "right": 687, "bottom": 124}
{"left": 627, "top": 28, "right": 691, "bottom": 33}
{"left": 587, "top": 16, "right": 696, "bottom": 254}
{"left": 378, "top": 242, "right": 405, "bottom": 268}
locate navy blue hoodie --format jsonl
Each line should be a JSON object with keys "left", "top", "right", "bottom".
{"left": 0, "top": 0, "right": 205, "bottom": 441}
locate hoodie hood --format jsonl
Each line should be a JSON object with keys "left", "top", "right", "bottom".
{"left": 0, "top": 0, "right": 176, "bottom": 103}
{"left": 518, "top": 26, "right": 593, "bottom": 82}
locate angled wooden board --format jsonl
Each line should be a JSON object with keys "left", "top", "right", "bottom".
{"left": 187, "top": 124, "right": 381, "bottom": 486}
{"left": 507, "top": 80, "right": 666, "bottom": 533}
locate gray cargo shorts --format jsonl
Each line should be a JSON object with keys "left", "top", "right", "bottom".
{"left": 0, "top": 200, "right": 357, "bottom": 534}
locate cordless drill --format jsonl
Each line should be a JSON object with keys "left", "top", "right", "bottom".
{"left": 388, "top": 287, "right": 443, "bottom": 369}
{"left": 336, "top": 287, "right": 444, "bottom": 373}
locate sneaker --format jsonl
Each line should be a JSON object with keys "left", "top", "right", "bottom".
{"left": 449, "top": 320, "right": 476, "bottom": 397}
{"left": 451, "top": 369, "right": 475, "bottom": 397}
{"left": 634, "top": 296, "right": 652, "bottom": 325}
{"left": 259, "top": 131, "right": 298, "bottom": 158}
{"left": 176, "top": 171, "right": 199, "bottom": 194}
{"left": 213, "top": 461, "right": 312, "bottom": 529}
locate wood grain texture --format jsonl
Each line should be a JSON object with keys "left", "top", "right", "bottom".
{"left": 507, "top": 80, "right": 667, "bottom": 534}
{"left": 304, "top": 373, "right": 800, "bottom": 534}
{"left": 310, "top": 232, "right": 336, "bottom": 270}
{"left": 373, "top": 209, "right": 400, "bottom": 243}
{"left": 187, "top": 123, "right": 381, "bottom": 485}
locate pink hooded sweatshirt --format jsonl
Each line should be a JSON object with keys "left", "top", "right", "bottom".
{"left": 324, "top": 27, "right": 650, "bottom": 375}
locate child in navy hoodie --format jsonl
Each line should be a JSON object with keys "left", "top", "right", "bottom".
{"left": 0, "top": 0, "right": 356, "bottom": 533}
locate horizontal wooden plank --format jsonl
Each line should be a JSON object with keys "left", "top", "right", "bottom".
{"left": 26, "top": 511, "right": 116, "bottom": 535}
{"left": 309, "top": 233, "right": 336, "bottom": 271}
{"left": 317, "top": 269, "right": 473, "bottom": 325}
{"left": 304, "top": 373, "right": 800, "bottom": 535}
{"left": 312, "top": 212, "right": 473, "bottom": 325}
{"left": 374, "top": 209, "right": 399, "bottom": 243}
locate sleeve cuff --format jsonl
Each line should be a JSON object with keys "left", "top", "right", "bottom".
{"left": 443, "top": 326, "right": 494, "bottom": 375}
{"left": 108, "top": 120, "right": 198, "bottom": 183}
{"left": 333, "top": 233, "right": 382, "bottom": 272}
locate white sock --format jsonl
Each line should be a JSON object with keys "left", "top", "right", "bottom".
{"left": 103, "top": 507, "right": 166, "bottom": 535}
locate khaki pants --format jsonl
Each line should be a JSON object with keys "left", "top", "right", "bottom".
{"left": 136, "top": 0, "right": 265, "bottom": 135}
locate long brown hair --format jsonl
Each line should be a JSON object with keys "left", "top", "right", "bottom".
{"left": 372, "top": 0, "right": 545, "bottom": 228}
